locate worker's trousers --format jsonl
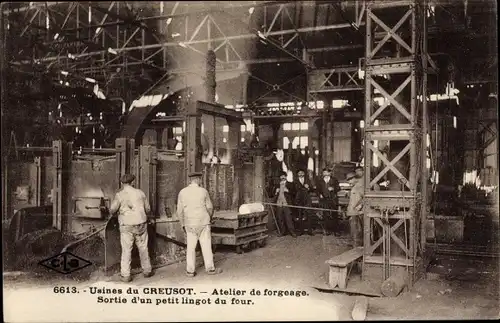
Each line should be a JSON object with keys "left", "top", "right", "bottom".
{"left": 276, "top": 205, "right": 296, "bottom": 236}
{"left": 120, "top": 223, "right": 152, "bottom": 277}
{"left": 185, "top": 225, "right": 215, "bottom": 274}
{"left": 319, "top": 199, "right": 339, "bottom": 234}
{"left": 349, "top": 213, "right": 363, "bottom": 247}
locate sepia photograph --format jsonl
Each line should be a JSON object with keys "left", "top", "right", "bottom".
{"left": 1, "top": 0, "right": 498, "bottom": 321}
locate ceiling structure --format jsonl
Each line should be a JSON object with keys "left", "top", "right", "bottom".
{"left": 1, "top": 1, "right": 497, "bottom": 146}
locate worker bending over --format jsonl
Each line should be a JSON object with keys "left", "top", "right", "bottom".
{"left": 108, "top": 174, "right": 153, "bottom": 282}
{"left": 177, "top": 172, "right": 222, "bottom": 277}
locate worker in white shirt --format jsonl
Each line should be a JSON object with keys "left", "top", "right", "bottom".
{"left": 108, "top": 174, "right": 153, "bottom": 282}
{"left": 177, "top": 172, "right": 223, "bottom": 277}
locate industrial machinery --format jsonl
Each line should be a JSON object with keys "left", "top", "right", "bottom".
{"left": 211, "top": 210, "right": 268, "bottom": 254}
{"left": 2, "top": 47, "right": 268, "bottom": 276}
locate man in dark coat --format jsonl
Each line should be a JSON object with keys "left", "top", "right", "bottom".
{"left": 316, "top": 168, "right": 341, "bottom": 236}
{"left": 293, "top": 169, "right": 314, "bottom": 236}
{"left": 274, "top": 171, "right": 297, "bottom": 237}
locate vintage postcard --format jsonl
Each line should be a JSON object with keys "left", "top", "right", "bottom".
{"left": 2, "top": 1, "right": 498, "bottom": 321}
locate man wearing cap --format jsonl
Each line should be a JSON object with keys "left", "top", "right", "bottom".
{"left": 293, "top": 169, "right": 314, "bottom": 236}
{"left": 177, "top": 172, "right": 222, "bottom": 277}
{"left": 108, "top": 174, "right": 153, "bottom": 282}
{"left": 316, "top": 168, "right": 341, "bottom": 236}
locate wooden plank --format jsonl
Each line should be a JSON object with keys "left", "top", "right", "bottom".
{"left": 352, "top": 296, "right": 369, "bottom": 321}
{"left": 326, "top": 247, "right": 363, "bottom": 267}
{"left": 364, "top": 255, "right": 414, "bottom": 266}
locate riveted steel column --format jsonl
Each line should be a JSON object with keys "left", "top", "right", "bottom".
{"left": 52, "top": 140, "right": 72, "bottom": 231}
{"left": 115, "top": 138, "right": 135, "bottom": 188}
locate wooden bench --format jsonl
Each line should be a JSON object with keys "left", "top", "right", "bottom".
{"left": 325, "top": 247, "right": 364, "bottom": 289}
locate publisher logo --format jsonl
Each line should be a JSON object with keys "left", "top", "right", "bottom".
{"left": 39, "top": 252, "right": 92, "bottom": 274}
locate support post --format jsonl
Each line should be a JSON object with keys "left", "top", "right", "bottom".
{"left": 138, "top": 145, "right": 157, "bottom": 217}
{"left": 155, "top": 128, "right": 164, "bottom": 149}
{"left": 325, "top": 112, "right": 334, "bottom": 168}
{"left": 420, "top": 1, "right": 429, "bottom": 253}
{"left": 1, "top": 9, "right": 8, "bottom": 221}
{"left": 228, "top": 120, "right": 243, "bottom": 209}
{"left": 34, "top": 157, "right": 42, "bottom": 206}
{"left": 115, "top": 138, "right": 135, "bottom": 187}
{"left": 320, "top": 111, "right": 328, "bottom": 169}
{"left": 253, "top": 155, "right": 265, "bottom": 204}
{"left": 52, "top": 140, "right": 72, "bottom": 231}
{"left": 184, "top": 103, "right": 202, "bottom": 185}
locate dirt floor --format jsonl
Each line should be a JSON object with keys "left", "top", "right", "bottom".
{"left": 4, "top": 232, "right": 500, "bottom": 321}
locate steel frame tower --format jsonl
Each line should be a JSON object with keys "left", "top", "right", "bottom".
{"left": 362, "top": 0, "right": 430, "bottom": 287}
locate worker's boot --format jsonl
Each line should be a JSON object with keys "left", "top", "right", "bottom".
{"left": 207, "top": 268, "right": 223, "bottom": 275}
{"left": 120, "top": 275, "right": 132, "bottom": 283}
{"left": 143, "top": 271, "right": 154, "bottom": 278}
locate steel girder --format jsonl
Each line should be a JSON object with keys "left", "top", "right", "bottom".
{"left": 5, "top": 1, "right": 370, "bottom": 108}
{"left": 362, "top": 0, "right": 429, "bottom": 287}
{"left": 308, "top": 66, "right": 363, "bottom": 94}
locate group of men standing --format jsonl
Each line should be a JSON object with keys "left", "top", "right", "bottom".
{"left": 104, "top": 172, "right": 221, "bottom": 283}
{"left": 273, "top": 167, "right": 342, "bottom": 237}
{"left": 273, "top": 166, "right": 367, "bottom": 247}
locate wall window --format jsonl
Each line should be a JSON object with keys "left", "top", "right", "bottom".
{"left": 331, "top": 99, "right": 349, "bottom": 109}
{"left": 308, "top": 100, "right": 324, "bottom": 110}
{"left": 284, "top": 136, "right": 308, "bottom": 149}
{"left": 283, "top": 122, "right": 308, "bottom": 132}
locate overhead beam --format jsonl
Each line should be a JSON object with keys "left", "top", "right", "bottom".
{"left": 52, "top": 1, "right": 291, "bottom": 31}
{"left": 13, "top": 22, "right": 361, "bottom": 64}
{"left": 3, "top": 2, "right": 61, "bottom": 15}
{"left": 307, "top": 45, "right": 364, "bottom": 52}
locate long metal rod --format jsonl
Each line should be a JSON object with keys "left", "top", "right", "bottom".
{"left": 307, "top": 45, "right": 363, "bottom": 53}
{"left": 262, "top": 202, "right": 342, "bottom": 213}
{"left": 13, "top": 22, "right": 361, "bottom": 64}
{"left": 421, "top": 0, "right": 429, "bottom": 253}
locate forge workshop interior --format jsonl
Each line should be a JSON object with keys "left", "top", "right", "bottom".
{"left": 2, "top": 1, "right": 499, "bottom": 320}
